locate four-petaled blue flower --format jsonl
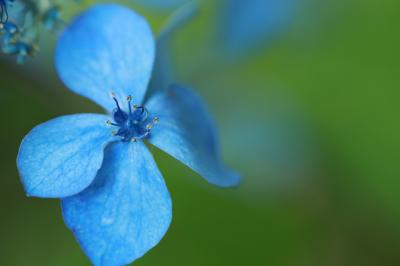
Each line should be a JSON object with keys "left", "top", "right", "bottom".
{"left": 16, "top": 3, "right": 239, "bottom": 266}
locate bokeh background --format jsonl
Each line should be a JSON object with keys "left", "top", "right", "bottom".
{"left": 1, "top": 0, "right": 400, "bottom": 265}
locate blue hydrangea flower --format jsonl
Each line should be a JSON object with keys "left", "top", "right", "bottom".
{"left": 16, "top": 3, "right": 239, "bottom": 266}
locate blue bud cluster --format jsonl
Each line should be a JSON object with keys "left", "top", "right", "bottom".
{"left": 0, "top": 0, "right": 68, "bottom": 63}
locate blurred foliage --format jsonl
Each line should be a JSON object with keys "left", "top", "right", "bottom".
{"left": 1, "top": 0, "right": 400, "bottom": 265}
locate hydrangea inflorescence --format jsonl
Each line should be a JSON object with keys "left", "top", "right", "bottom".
{"left": 0, "top": 0, "right": 68, "bottom": 63}
{"left": 16, "top": 4, "right": 239, "bottom": 266}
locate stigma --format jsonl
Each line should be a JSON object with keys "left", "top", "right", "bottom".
{"left": 106, "top": 93, "right": 158, "bottom": 142}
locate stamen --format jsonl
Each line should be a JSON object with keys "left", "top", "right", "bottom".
{"left": 153, "top": 117, "right": 159, "bottom": 124}
{"left": 108, "top": 94, "right": 158, "bottom": 142}
{"left": 106, "top": 120, "right": 118, "bottom": 126}
{"left": 110, "top": 92, "right": 121, "bottom": 111}
{"left": 127, "top": 95, "right": 132, "bottom": 115}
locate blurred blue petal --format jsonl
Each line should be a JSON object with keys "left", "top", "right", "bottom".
{"left": 146, "top": 84, "right": 240, "bottom": 187}
{"left": 55, "top": 4, "right": 155, "bottom": 110}
{"left": 17, "top": 114, "right": 113, "bottom": 198}
{"left": 147, "top": 1, "right": 198, "bottom": 98}
{"left": 134, "top": 0, "right": 190, "bottom": 10}
{"left": 221, "top": 0, "right": 295, "bottom": 54}
{"left": 62, "top": 141, "right": 172, "bottom": 266}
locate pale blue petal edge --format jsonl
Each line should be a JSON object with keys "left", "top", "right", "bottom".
{"left": 61, "top": 141, "right": 172, "bottom": 266}
{"left": 17, "top": 114, "right": 114, "bottom": 198}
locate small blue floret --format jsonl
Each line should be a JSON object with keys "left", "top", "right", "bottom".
{"left": 43, "top": 5, "right": 63, "bottom": 32}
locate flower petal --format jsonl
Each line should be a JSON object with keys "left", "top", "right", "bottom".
{"left": 220, "top": 0, "right": 295, "bottom": 54}
{"left": 146, "top": 85, "right": 240, "bottom": 187}
{"left": 17, "top": 114, "right": 114, "bottom": 198}
{"left": 61, "top": 141, "right": 172, "bottom": 266}
{"left": 146, "top": 1, "right": 199, "bottom": 100}
{"left": 55, "top": 4, "right": 155, "bottom": 110}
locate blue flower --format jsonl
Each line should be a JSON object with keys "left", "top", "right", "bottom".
{"left": 16, "top": 3, "right": 239, "bottom": 266}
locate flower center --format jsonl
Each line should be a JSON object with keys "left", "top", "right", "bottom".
{"left": 107, "top": 93, "right": 158, "bottom": 142}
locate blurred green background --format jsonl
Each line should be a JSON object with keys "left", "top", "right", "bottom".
{"left": 1, "top": 0, "right": 400, "bottom": 265}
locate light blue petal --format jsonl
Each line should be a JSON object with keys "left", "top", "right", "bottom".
{"left": 61, "top": 141, "right": 172, "bottom": 266}
{"left": 134, "top": 0, "right": 190, "bottom": 10}
{"left": 55, "top": 4, "right": 155, "bottom": 110}
{"left": 146, "top": 84, "right": 240, "bottom": 187}
{"left": 17, "top": 114, "right": 114, "bottom": 198}
{"left": 221, "top": 0, "right": 295, "bottom": 54}
{"left": 146, "top": 1, "right": 199, "bottom": 100}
